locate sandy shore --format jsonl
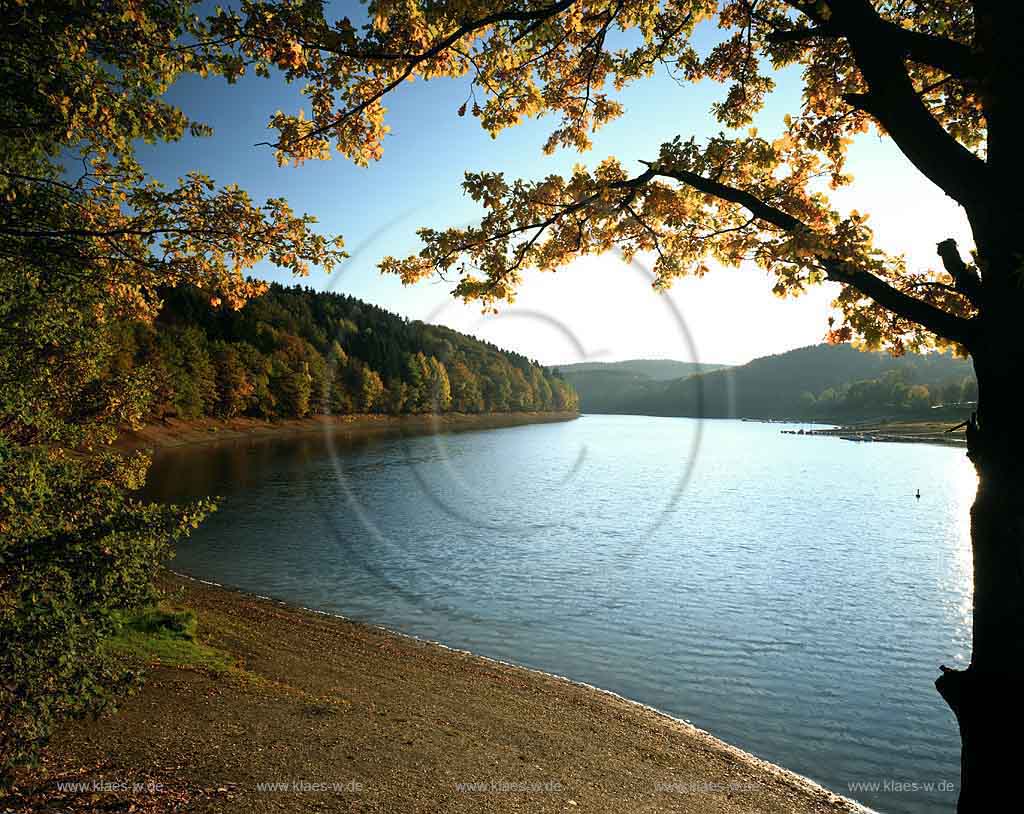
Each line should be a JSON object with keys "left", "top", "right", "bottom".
{"left": 9, "top": 574, "right": 871, "bottom": 813}
{"left": 114, "top": 411, "right": 580, "bottom": 454}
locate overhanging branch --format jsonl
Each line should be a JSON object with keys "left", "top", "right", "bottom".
{"left": 646, "top": 162, "right": 801, "bottom": 232}
{"left": 823, "top": 0, "right": 983, "bottom": 209}
{"left": 822, "top": 259, "right": 973, "bottom": 347}
{"left": 768, "top": 18, "right": 978, "bottom": 78}
{"left": 645, "top": 162, "right": 974, "bottom": 346}
{"left": 788, "top": 0, "right": 988, "bottom": 211}
{"left": 936, "top": 238, "right": 982, "bottom": 304}
{"left": 276, "top": 0, "right": 578, "bottom": 148}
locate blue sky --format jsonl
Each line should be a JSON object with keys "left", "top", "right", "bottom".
{"left": 138, "top": 6, "right": 973, "bottom": 366}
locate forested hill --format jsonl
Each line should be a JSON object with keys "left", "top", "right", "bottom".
{"left": 564, "top": 344, "right": 975, "bottom": 420}
{"left": 560, "top": 359, "right": 731, "bottom": 414}
{"left": 561, "top": 359, "right": 728, "bottom": 380}
{"left": 114, "top": 284, "right": 578, "bottom": 421}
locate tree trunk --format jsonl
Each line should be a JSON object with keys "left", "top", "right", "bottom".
{"left": 936, "top": 340, "right": 1024, "bottom": 813}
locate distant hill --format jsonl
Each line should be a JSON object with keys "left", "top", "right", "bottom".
{"left": 560, "top": 359, "right": 730, "bottom": 414}
{"left": 562, "top": 344, "right": 975, "bottom": 420}
{"left": 560, "top": 358, "right": 726, "bottom": 380}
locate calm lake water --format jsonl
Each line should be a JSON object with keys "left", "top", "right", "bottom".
{"left": 145, "top": 415, "right": 974, "bottom": 813}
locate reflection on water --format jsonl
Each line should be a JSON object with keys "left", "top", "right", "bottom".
{"left": 145, "top": 415, "right": 975, "bottom": 814}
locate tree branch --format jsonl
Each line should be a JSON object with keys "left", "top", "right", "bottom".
{"left": 936, "top": 238, "right": 982, "bottom": 304}
{"left": 645, "top": 162, "right": 974, "bottom": 346}
{"left": 646, "top": 162, "right": 802, "bottom": 232}
{"left": 280, "top": 0, "right": 578, "bottom": 148}
{"left": 820, "top": 0, "right": 988, "bottom": 210}
{"left": 768, "top": 18, "right": 978, "bottom": 78}
{"left": 821, "top": 259, "right": 973, "bottom": 346}
{"left": 767, "top": 25, "right": 837, "bottom": 44}
{"left": 435, "top": 168, "right": 657, "bottom": 269}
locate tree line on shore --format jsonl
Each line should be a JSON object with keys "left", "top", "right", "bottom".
{"left": 798, "top": 369, "right": 977, "bottom": 418}
{"left": 565, "top": 344, "right": 975, "bottom": 420}
{"left": 123, "top": 284, "right": 578, "bottom": 421}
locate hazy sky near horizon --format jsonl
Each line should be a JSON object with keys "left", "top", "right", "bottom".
{"left": 139, "top": 5, "right": 974, "bottom": 367}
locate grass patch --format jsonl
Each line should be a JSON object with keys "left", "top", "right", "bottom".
{"left": 106, "top": 606, "right": 235, "bottom": 673}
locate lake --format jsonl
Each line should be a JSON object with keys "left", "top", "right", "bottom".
{"left": 145, "top": 414, "right": 974, "bottom": 813}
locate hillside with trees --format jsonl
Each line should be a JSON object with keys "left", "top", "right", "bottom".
{"left": 119, "top": 284, "right": 578, "bottom": 422}
{"left": 561, "top": 359, "right": 727, "bottom": 380}
{"left": 560, "top": 359, "right": 730, "bottom": 414}
{"left": 566, "top": 344, "right": 974, "bottom": 420}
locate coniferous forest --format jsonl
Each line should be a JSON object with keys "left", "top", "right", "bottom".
{"left": 124, "top": 284, "right": 578, "bottom": 421}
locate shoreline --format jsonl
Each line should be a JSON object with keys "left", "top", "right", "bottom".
{"left": 14, "top": 572, "right": 872, "bottom": 814}
{"left": 779, "top": 419, "right": 967, "bottom": 448}
{"left": 115, "top": 411, "right": 580, "bottom": 454}
{"left": 620, "top": 413, "right": 967, "bottom": 448}
{"left": 584, "top": 413, "right": 967, "bottom": 448}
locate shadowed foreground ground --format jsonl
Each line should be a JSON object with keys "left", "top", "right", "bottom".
{"left": 8, "top": 575, "right": 869, "bottom": 813}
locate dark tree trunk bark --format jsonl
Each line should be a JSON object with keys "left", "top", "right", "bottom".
{"left": 936, "top": 324, "right": 1024, "bottom": 813}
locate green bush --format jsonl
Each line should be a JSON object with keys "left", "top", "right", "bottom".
{"left": 0, "top": 441, "right": 211, "bottom": 784}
